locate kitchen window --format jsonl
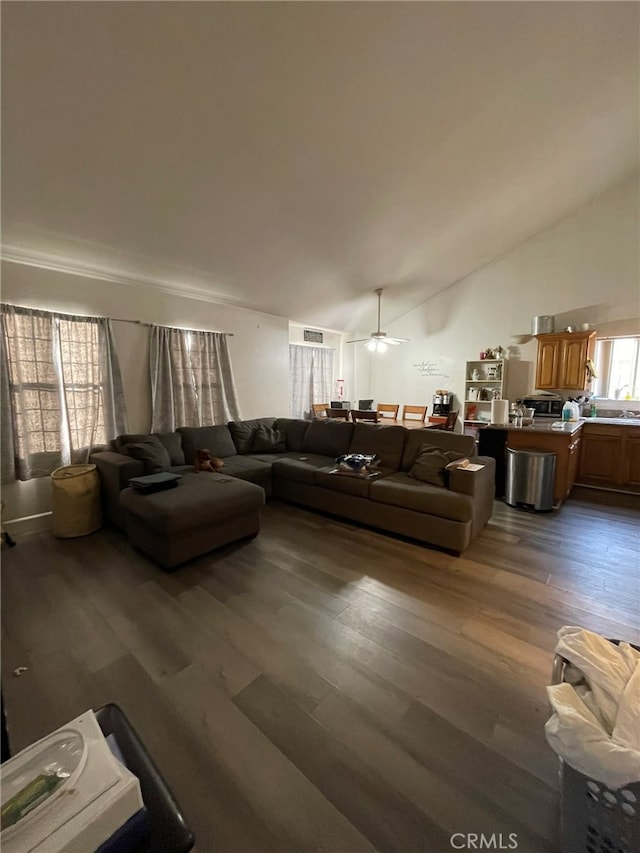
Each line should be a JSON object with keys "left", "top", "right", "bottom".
{"left": 593, "top": 336, "right": 640, "bottom": 401}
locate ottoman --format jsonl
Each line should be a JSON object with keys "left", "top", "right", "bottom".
{"left": 119, "top": 472, "right": 264, "bottom": 569}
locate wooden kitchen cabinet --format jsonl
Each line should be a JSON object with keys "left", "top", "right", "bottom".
{"left": 577, "top": 422, "right": 640, "bottom": 493}
{"left": 534, "top": 331, "right": 596, "bottom": 390}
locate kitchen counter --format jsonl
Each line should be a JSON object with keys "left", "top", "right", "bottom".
{"left": 478, "top": 420, "right": 583, "bottom": 504}
{"left": 480, "top": 420, "right": 582, "bottom": 435}
{"left": 583, "top": 416, "right": 640, "bottom": 427}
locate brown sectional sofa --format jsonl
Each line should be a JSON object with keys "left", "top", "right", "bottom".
{"left": 91, "top": 417, "right": 495, "bottom": 556}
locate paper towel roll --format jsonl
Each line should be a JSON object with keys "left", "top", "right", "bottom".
{"left": 491, "top": 399, "right": 509, "bottom": 425}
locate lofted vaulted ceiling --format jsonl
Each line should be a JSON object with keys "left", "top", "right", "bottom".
{"left": 2, "top": 2, "right": 638, "bottom": 332}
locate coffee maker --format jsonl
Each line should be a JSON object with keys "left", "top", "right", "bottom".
{"left": 432, "top": 391, "right": 452, "bottom": 416}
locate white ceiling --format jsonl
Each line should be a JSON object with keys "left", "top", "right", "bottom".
{"left": 2, "top": 2, "right": 638, "bottom": 332}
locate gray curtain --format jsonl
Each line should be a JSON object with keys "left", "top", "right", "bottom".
{"left": 0, "top": 305, "right": 129, "bottom": 481}
{"left": 289, "top": 344, "right": 335, "bottom": 419}
{"left": 149, "top": 325, "right": 240, "bottom": 432}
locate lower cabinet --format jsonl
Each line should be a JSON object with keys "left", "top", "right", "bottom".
{"left": 507, "top": 429, "right": 580, "bottom": 504}
{"left": 577, "top": 423, "right": 640, "bottom": 493}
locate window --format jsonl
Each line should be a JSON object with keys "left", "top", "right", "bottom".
{"left": 289, "top": 345, "right": 335, "bottom": 419}
{"left": 149, "top": 325, "right": 240, "bottom": 432}
{"left": 594, "top": 336, "right": 640, "bottom": 400}
{"left": 1, "top": 305, "right": 128, "bottom": 480}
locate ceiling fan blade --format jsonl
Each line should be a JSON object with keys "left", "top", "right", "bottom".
{"left": 387, "top": 337, "right": 410, "bottom": 344}
{"left": 346, "top": 337, "right": 370, "bottom": 344}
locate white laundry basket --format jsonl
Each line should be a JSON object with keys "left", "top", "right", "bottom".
{"left": 51, "top": 464, "right": 102, "bottom": 538}
{"left": 551, "top": 643, "right": 640, "bottom": 853}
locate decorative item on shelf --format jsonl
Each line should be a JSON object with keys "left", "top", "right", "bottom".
{"left": 468, "top": 387, "right": 479, "bottom": 402}
{"left": 483, "top": 363, "right": 501, "bottom": 380}
{"left": 494, "top": 346, "right": 506, "bottom": 359}
{"left": 471, "top": 368, "right": 480, "bottom": 380}
{"left": 483, "top": 348, "right": 495, "bottom": 359}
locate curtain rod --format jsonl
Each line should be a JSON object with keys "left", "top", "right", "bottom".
{"left": 111, "top": 317, "right": 234, "bottom": 336}
{"left": 1, "top": 304, "right": 233, "bottom": 336}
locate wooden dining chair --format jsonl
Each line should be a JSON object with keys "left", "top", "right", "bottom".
{"left": 376, "top": 403, "right": 399, "bottom": 420}
{"left": 326, "top": 407, "right": 351, "bottom": 420}
{"left": 442, "top": 411, "right": 459, "bottom": 431}
{"left": 311, "top": 403, "right": 329, "bottom": 418}
{"left": 401, "top": 405, "right": 427, "bottom": 423}
{"left": 350, "top": 409, "right": 379, "bottom": 423}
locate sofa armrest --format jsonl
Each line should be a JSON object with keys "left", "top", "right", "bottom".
{"left": 448, "top": 456, "right": 496, "bottom": 535}
{"left": 91, "top": 451, "right": 144, "bottom": 528}
{"left": 448, "top": 456, "right": 495, "bottom": 497}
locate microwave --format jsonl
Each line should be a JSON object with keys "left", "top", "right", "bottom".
{"left": 522, "top": 397, "right": 564, "bottom": 418}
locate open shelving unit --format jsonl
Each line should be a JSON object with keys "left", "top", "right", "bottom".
{"left": 463, "top": 359, "right": 507, "bottom": 428}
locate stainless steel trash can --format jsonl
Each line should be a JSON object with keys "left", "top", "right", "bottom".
{"left": 505, "top": 447, "right": 556, "bottom": 511}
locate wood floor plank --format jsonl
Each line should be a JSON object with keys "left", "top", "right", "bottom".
{"left": 234, "top": 673, "right": 452, "bottom": 853}
{"left": 162, "top": 663, "right": 378, "bottom": 853}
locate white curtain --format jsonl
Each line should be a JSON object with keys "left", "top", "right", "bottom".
{"left": 289, "top": 344, "right": 335, "bottom": 419}
{"left": 1, "top": 305, "right": 129, "bottom": 481}
{"left": 149, "top": 325, "right": 241, "bottom": 432}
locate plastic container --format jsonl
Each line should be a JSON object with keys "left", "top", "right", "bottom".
{"left": 562, "top": 400, "right": 580, "bottom": 423}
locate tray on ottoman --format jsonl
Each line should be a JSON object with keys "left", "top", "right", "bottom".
{"left": 120, "top": 472, "right": 264, "bottom": 569}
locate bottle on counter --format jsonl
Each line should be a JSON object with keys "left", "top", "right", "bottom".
{"left": 514, "top": 399, "right": 524, "bottom": 428}
{"left": 562, "top": 400, "right": 573, "bottom": 422}
{"left": 590, "top": 399, "right": 598, "bottom": 418}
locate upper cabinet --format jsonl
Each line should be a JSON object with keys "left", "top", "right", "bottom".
{"left": 534, "top": 331, "right": 596, "bottom": 390}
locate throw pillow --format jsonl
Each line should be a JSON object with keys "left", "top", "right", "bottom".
{"left": 126, "top": 435, "right": 172, "bottom": 474}
{"left": 408, "top": 444, "right": 467, "bottom": 487}
{"left": 250, "top": 424, "right": 286, "bottom": 453}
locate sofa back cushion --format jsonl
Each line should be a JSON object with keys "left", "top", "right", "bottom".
{"left": 348, "top": 423, "right": 406, "bottom": 470}
{"left": 155, "top": 432, "right": 185, "bottom": 466}
{"left": 126, "top": 435, "right": 171, "bottom": 474}
{"left": 401, "top": 429, "right": 476, "bottom": 471}
{"left": 273, "top": 418, "right": 310, "bottom": 452}
{"left": 177, "top": 425, "right": 237, "bottom": 464}
{"left": 228, "top": 417, "right": 277, "bottom": 454}
{"left": 302, "top": 419, "right": 354, "bottom": 458}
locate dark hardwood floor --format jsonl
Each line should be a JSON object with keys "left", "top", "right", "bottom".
{"left": 2, "top": 489, "right": 639, "bottom": 852}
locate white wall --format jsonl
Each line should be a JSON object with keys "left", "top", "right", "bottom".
{"left": 360, "top": 174, "right": 639, "bottom": 417}
{"left": 1, "top": 262, "right": 290, "bottom": 521}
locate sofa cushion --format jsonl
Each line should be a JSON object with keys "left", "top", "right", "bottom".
{"left": 401, "top": 429, "right": 475, "bottom": 471}
{"left": 155, "top": 432, "right": 185, "bottom": 466}
{"left": 348, "top": 423, "right": 406, "bottom": 470}
{"left": 274, "top": 418, "right": 311, "bottom": 452}
{"left": 314, "top": 466, "right": 393, "bottom": 498}
{"left": 408, "top": 445, "right": 467, "bottom": 487}
{"left": 126, "top": 435, "right": 171, "bottom": 474}
{"left": 251, "top": 424, "right": 286, "bottom": 453}
{"left": 272, "top": 455, "right": 336, "bottom": 485}
{"left": 369, "top": 472, "right": 473, "bottom": 522}
{"left": 302, "top": 419, "right": 354, "bottom": 458}
{"left": 228, "top": 417, "right": 277, "bottom": 454}
{"left": 177, "top": 425, "right": 237, "bottom": 463}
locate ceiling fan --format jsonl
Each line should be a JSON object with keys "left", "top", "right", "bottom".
{"left": 347, "top": 288, "right": 410, "bottom": 352}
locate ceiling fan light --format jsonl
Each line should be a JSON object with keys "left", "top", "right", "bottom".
{"left": 366, "top": 339, "right": 387, "bottom": 353}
